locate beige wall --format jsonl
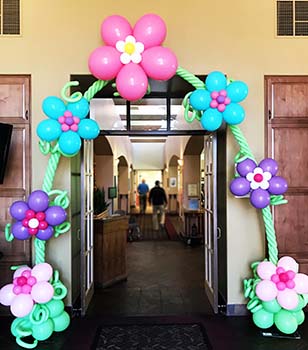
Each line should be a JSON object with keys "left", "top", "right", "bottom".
{"left": 1, "top": 0, "right": 307, "bottom": 305}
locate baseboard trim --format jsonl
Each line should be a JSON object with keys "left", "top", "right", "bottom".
{"left": 226, "top": 304, "right": 249, "bottom": 316}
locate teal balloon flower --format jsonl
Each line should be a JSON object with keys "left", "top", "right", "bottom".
{"left": 189, "top": 71, "right": 249, "bottom": 131}
{"left": 36, "top": 96, "right": 100, "bottom": 156}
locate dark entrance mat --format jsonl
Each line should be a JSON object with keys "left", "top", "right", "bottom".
{"left": 92, "top": 322, "right": 211, "bottom": 350}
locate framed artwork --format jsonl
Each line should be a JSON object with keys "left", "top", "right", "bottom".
{"left": 169, "top": 177, "right": 177, "bottom": 187}
{"left": 188, "top": 183, "right": 198, "bottom": 196}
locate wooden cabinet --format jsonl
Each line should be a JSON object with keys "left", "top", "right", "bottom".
{"left": 0, "top": 76, "right": 31, "bottom": 310}
{"left": 94, "top": 215, "right": 128, "bottom": 288}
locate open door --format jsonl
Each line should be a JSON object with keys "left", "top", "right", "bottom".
{"left": 203, "top": 134, "right": 218, "bottom": 313}
{"left": 80, "top": 140, "right": 95, "bottom": 316}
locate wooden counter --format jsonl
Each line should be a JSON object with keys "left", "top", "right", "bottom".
{"left": 94, "top": 215, "right": 129, "bottom": 288}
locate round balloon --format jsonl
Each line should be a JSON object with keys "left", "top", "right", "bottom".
{"left": 236, "top": 159, "right": 257, "bottom": 177}
{"left": 53, "top": 311, "right": 70, "bottom": 332}
{"left": 31, "top": 281, "right": 54, "bottom": 304}
{"left": 10, "top": 294, "right": 34, "bottom": 318}
{"left": 278, "top": 256, "right": 298, "bottom": 273}
{"left": 257, "top": 261, "right": 276, "bottom": 280}
{"left": 223, "top": 103, "right": 245, "bottom": 125}
{"left": 259, "top": 158, "right": 278, "bottom": 176}
{"left": 134, "top": 14, "right": 166, "bottom": 49}
{"left": 59, "top": 130, "right": 81, "bottom": 156}
{"left": 0, "top": 284, "right": 15, "bottom": 306}
{"left": 253, "top": 309, "right": 274, "bottom": 329}
{"left": 116, "top": 63, "right": 148, "bottom": 101}
{"left": 277, "top": 289, "right": 299, "bottom": 310}
{"left": 229, "top": 177, "right": 250, "bottom": 196}
{"left": 31, "top": 263, "right": 53, "bottom": 282}
{"left": 42, "top": 96, "right": 66, "bottom": 120}
{"left": 268, "top": 176, "right": 288, "bottom": 195}
{"left": 226, "top": 81, "right": 248, "bottom": 103}
{"left": 28, "top": 190, "right": 49, "bottom": 212}
{"left": 294, "top": 273, "right": 308, "bottom": 294}
{"left": 78, "top": 119, "right": 100, "bottom": 140}
{"left": 32, "top": 318, "right": 54, "bottom": 341}
{"left": 274, "top": 309, "right": 298, "bottom": 334}
{"left": 141, "top": 46, "right": 177, "bottom": 80}
{"left": 46, "top": 299, "right": 64, "bottom": 318}
{"left": 101, "top": 15, "right": 132, "bottom": 46}
{"left": 45, "top": 206, "right": 67, "bottom": 226}
{"left": 256, "top": 280, "right": 277, "bottom": 301}
{"left": 189, "top": 90, "right": 211, "bottom": 111}
{"left": 36, "top": 226, "right": 54, "bottom": 241}
{"left": 10, "top": 201, "right": 29, "bottom": 220}
{"left": 262, "top": 299, "right": 281, "bottom": 313}
{"left": 201, "top": 109, "right": 223, "bottom": 131}
{"left": 37, "top": 119, "right": 62, "bottom": 142}
{"left": 250, "top": 189, "right": 270, "bottom": 209}
{"left": 292, "top": 310, "right": 305, "bottom": 325}
{"left": 88, "top": 46, "right": 122, "bottom": 80}
{"left": 12, "top": 222, "right": 30, "bottom": 240}
{"left": 67, "top": 98, "right": 89, "bottom": 119}
{"left": 205, "top": 71, "right": 226, "bottom": 91}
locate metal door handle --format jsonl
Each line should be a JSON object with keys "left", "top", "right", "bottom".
{"left": 217, "top": 226, "right": 222, "bottom": 240}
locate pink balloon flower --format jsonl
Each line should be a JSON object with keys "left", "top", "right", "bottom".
{"left": 255, "top": 256, "right": 308, "bottom": 310}
{"left": 88, "top": 14, "right": 178, "bottom": 101}
{"left": 0, "top": 263, "right": 54, "bottom": 318}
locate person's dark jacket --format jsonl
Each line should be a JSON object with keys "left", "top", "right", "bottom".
{"left": 149, "top": 186, "right": 167, "bottom": 206}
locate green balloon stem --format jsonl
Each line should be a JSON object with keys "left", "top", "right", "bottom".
{"left": 262, "top": 206, "right": 278, "bottom": 265}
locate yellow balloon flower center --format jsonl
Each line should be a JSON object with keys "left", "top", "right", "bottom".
{"left": 124, "top": 42, "right": 135, "bottom": 55}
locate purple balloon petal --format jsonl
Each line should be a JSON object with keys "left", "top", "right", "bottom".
{"left": 45, "top": 206, "right": 67, "bottom": 226}
{"left": 12, "top": 222, "right": 30, "bottom": 240}
{"left": 28, "top": 190, "right": 49, "bottom": 212}
{"left": 36, "top": 227, "right": 54, "bottom": 241}
{"left": 259, "top": 158, "right": 278, "bottom": 176}
{"left": 268, "top": 176, "right": 288, "bottom": 195}
{"left": 10, "top": 201, "right": 29, "bottom": 220}
{"left": 236, "top": 159, "right": 257, "bottom": 177}
{"left": 250, "top": 189, "right": 270, "bottom": 209}
{"left": 230, "top": 177, "right": 251, "bottom": 196}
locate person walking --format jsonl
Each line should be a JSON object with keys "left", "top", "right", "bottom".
{"left": 149, "top": 180, "right": 168, "bottom": 230}
{"left": 137, "top": 179, "right": 149, "bottom": 214}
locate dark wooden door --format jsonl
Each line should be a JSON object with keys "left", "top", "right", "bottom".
{"left": 265, "top": 76, "right": 308, "bottom": 274}
{"left": 0, "top": 76, "right": 31, "bottom": 313}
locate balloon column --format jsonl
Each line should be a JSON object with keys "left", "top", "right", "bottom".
{"left": 0, "top": 13, "right": 304, "bottom": 348}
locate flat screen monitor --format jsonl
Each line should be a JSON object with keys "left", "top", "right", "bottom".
{"left": 0, "top": 123, "right": 13, "bottom": 184}
{"left": 108, "top": 186, "right": 117, "bottom": 199}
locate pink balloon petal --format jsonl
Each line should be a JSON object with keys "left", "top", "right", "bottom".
{"left": 31, "top": 263, "right": 53, "bottom": 282}
{"left": 255, "top": 280, "right": 278, "bottom": 301}
{"left": 101, "top": 15, "right": 132, "bottom": 46}
{"left": 116, "top": 63, "right": 148, "bottom": 101}
{"left": 0, "top": 284, "right": 15, "bottom": 306}
{"left": 133, "top": 14, "right": 167, "bottom": 49}
{"left": 88, "top": 46, "right": 122, "bottom": 80}
{"left": 277, "top": 289, "right": 299, "bottom": 310}
{"left": 277, "top": 256, "right": 298, "bottom": 273}
{"left": 294, "top": 273, "right": 308, "bottom": 294}
{"left": 13, "top": 266, "right": 31, "bottom": 279}
{"left": 141, "top": 46, "right": 178, "bottom": 80}
{"left": 257, "top": 261, "right": 276, "bottom": 280}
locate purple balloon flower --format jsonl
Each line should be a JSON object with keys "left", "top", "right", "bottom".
{"left": 9, "top": 190, "right": 67, "bottom": 241}
{"left": 229, "top": 158, "right": 288, "bottom": 209}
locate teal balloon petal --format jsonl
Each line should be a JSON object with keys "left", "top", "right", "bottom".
{"left": 42, "top": 96, "right": 66, "bottom": 120}
{"left": 205, "top": 71, "right": 227, "bottom": 92}
{"left": 190, "top": 90, "right": 211, "bottom": 111}
{"left": 223, "top": 103, "right": 245, "bottom": 125}
{"left": 227, "top": 81, "right": 249, "bottom": 103}
{"left": 201, "top": 109, "right": 223, "bottom": 131}
{"left": 253, "top": 309, "right": 274, "bottom": 329}
{"left": 262, "top": 299, "right": 281, "bottom": 313}
{"left": 78, "top": 119, "right": 100, "bottom": 140}
{"left": 67, "top": 97, "right": 89, "bottom": 119}
{"left": 292, "top": 310, "right": 305, "bottom": 325}
{"left": 274, "top": 309, "right": 298, "bottom": 334}
{"left": 59, "top": 130, "right": 81, "bottom": 156}
{"left": 37, "top": 119, "right": 62, "bottom": 142}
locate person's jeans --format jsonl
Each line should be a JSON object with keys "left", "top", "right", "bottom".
{"left": 152, "top": 205, "right": 165, "bottom": 230}
{"left": 139, "top": 194, "right": 147, "bottom": 214}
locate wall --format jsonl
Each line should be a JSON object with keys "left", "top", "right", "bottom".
{"left": 1, "top": 0, "right": 307, "bottom": 305}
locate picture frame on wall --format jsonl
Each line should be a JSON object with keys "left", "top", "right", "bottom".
{"left": 169, "top": 177, "right": 177, "bottom": 187}
{"left": 188, "top": 183, "right": 198, "bottom": 197}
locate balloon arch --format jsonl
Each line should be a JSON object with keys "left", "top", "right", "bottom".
{"left": 0, "top": 13, "right": 307, "bottom": 348}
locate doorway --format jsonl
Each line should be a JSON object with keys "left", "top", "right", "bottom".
{"left": 71, "top": 74, "right": 227, "bottom": 316}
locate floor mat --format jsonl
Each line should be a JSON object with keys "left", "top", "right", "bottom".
{"left": 92, "top": 322, "right": 211, "bottom": 349}
{"left": 134, "top": 214, "right": 169, "bottom": 241}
